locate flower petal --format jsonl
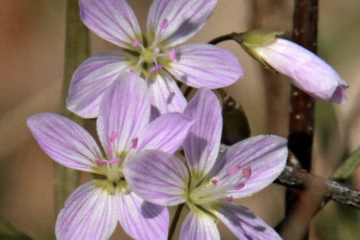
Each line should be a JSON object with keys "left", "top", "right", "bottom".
{"left": 27, "top": 113, "right": 102, "bottom": 172}
{"left": 330, "top": 85, "right": 347, "bottom": 104}
{"left": 148, "top": 71, "right": 187, "bottom": 114}
{"left": 206, "top": 135, "right": 288, "bottom": 198}
{"left": 124, "top": 150, "right": 189, "bottom": 206}
{"left": 167, "top": 44, "right": 243, "bottom": 88}
{"left": 147, "top": 0, "right": 218, "bottom": 47}
{"left": 208, "top": 201, "right": 281, "bottom": 240}
{"left": 56, "top": 180, "right": 117, "bottom": 240}
{"left": 116, "top": 184, "right": 169, "bottom": 240}
{"left": 180, "top": 208, "right": 220, "bottom": 240}
{"left": 138, "top": 112, "right": 194, "bottom": 154}
{"left": 79, "top": 0, "right": 141, "bottom": 49}
{"left": 97, "top": 72, "right": 150, "bottom": 157}
{"left": 256, "top": 38, "right": 348, "bottom": 103}
{"left": 67, "top": 51, "right": 131, "bottom": 118}
{"left": 183, "top": 88, "right": 222, "bottom": 186}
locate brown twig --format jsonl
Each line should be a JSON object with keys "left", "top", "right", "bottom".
{"left": 276, "top": 166, "right": 360, "bottom": 209}
{"left": 283, "top": 1, "right": 319, "bottom": 239}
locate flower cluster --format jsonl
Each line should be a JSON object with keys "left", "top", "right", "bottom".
{"left": 27, "top": 0, "right": 348, "bottom": 239}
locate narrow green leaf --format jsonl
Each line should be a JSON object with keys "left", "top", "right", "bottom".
{"left": 55, "top": 0, "right": 90, "bottom": 214}
{"left": 332, "top": 146, "right": 360, "bottom": 180}
{"left": 0, "top": 216, "right": 32, "bottom": 240}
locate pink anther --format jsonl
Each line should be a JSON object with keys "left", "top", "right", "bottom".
{"left": 226, "top": 196, "right": 234, "bottom": 202}
{"left": 108, "top": 158, "right": 121, "bottom": 164}
{"left": 234, "top": 183, "right": 245, "bottom": 190}
{"left": 160, "top": 19, "right": 169, "bottom": 30}
{"left": 168, "top": 49, "right": 176, "bottom": 62}
{"left": 242, "top": 166, "right": 252, "bottom": 179}
{"left": 132, "top": 39, "right": 140, "bottom": 47}
{"left": 95, "top": 159, "right": 106, "bottom": 167}
{"left": 151, "top": 65, "right": 163, "bottom": 73}
{"left": 131, "top": 137, "right": 138, "bottom": 149}
{"left": 211, "top": 177, "right": 220, "bottom": 186}
{"left": 227, "top": 165, "right": 241, "bottom": 175}
{"left": 108, "top": 131, "right": 118, "bottom": 142}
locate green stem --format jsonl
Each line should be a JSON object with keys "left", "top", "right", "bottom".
{"left": 168, "top": 203, "right": 184, "bottom": 240}
{"left": 55, "top": 0, "right": 90, "bottom": 214}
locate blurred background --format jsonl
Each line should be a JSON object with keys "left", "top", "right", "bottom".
{"left": 0, "top": 0, "right": 360, "bottom": 239}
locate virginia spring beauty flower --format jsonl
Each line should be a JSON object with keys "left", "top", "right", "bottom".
{"left": 67, "top": 0, "right": 243, "bottom": 118}
{"left": 27, "top": 72, "right": 194, "bottom": 240}
{"left": 241, "top": 30, "right": 348, "bottom": 104}
{"left": 125, "top": 88, "right": 288, "bottom": 239}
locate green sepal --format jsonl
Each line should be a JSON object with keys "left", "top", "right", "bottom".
{"left": 240, "top": 30, "right": 283, "bottom": 73}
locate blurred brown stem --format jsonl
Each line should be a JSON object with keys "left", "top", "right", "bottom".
{"left": 283, "top": 1, "right": 319, "bottom": 239}
{"left": 56, "top": 0, "right": 90, "bottom": 214}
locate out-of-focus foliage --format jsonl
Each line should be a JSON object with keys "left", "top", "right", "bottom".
{"left": 0, "top": 217, "right": 32, "bottom": 240}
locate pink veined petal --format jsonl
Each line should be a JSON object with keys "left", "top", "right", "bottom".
{"left": 256, "top": 38, "right": 348, "bottom": 103}
{"left": 167, "top": 44, "right": 243, "bottom": 88}
{"left": 183, "top": 88, "right": 222, "bottom": 186}
{"left": 148, "top": 71, "right": 187, "bottom": 115}
{"left": 180, "top": 208, "right": 220, "bottom": 240}
{"left": 208, "top": 201, "right": 281, "bottom": 240}
{"left": 124, "top": 150, "right": 189, "bottom": 206}
{"left": 147, "top": 0, "right": 218, "bottom": 47}
{"left": 206, "top": 135, "right": 288, "bottom": 198}
{"left": 116, "top": 184, "right": 169, "bottom": 240}
{"left": 67, "top": 51, "right": 132, "bottom": 118}
{"left": 56, "top": 180, "right": 117, "bottom": 240}
{"left": 138, "top": 112, "right": 195, "bottom": 154}
{"left": 27, "top": 113, "right": 102, "bottom": 172}
{"left": 79, "top": 0, "right": 141, "bottom": 49}
{"left": 97, "top": 72, "right": 150, "bottom": 157}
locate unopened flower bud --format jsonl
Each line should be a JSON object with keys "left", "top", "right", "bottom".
{"left": 241, "top": 30, "right": 348, "bottom": 104}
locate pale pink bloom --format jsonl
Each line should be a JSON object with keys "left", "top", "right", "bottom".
{"left": 253, "top": 38, "right": 348, "bottom": 103}
{"left": 67, "top": 0, "right": 243, "bottom": 118}
{"left": 125, "top": 88, "right": 288, "bottom": 240}
{"left": 28, "top": 72, "right": 194, "bottom": 240}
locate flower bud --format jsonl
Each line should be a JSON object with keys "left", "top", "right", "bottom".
{"left": 241, "top": 30, "right": 348, "bottom": 104}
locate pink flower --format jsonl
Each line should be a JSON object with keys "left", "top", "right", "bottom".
{"left": 241, "top": 32, "right": 348, "bottom": 104}
{"left": 66, "top": 0, "right": 243, "bottom": 118}
{"left": 27, "top": 72, "right": 194, "bottom": 240}
{"left": 125, "top": 88, "right": 288, "bottom": 240}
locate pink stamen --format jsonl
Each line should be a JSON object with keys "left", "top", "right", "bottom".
{"left": 168, "top": 49, "right": 176, "bottom": 62}
{"left": 242, "top": 166, "right": 252, "bottom": 179}
{"left": 160, "top": 19, "right": 169, "bottom": 30}
{"left": 227, "top": 165, "right": 241, "bottom": 175}
{"left": 131, "top": 137, "right": 138, "bottom": 149}
{"left": 211, "top": 177, "right": 220, "bottom": 186}
{"left": 132, "top": 39, "right": 140, "bottom": 47}
{"left": 108, "top": 131, "right": 119, "bottom": 142}
{"left": 95, "top": 159, "right": 106, "bottom": 167}
{"left": 226, "top": 196, "right": 234, "bottom": 202}
{"left": 234, "top": 183, "right": 245, "bottom": 190}
{"left": 108, "top": 158, "right": 121, "bottom": 164}
{"left": 151, "top": 64, "right": 163, "bottom": 73}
